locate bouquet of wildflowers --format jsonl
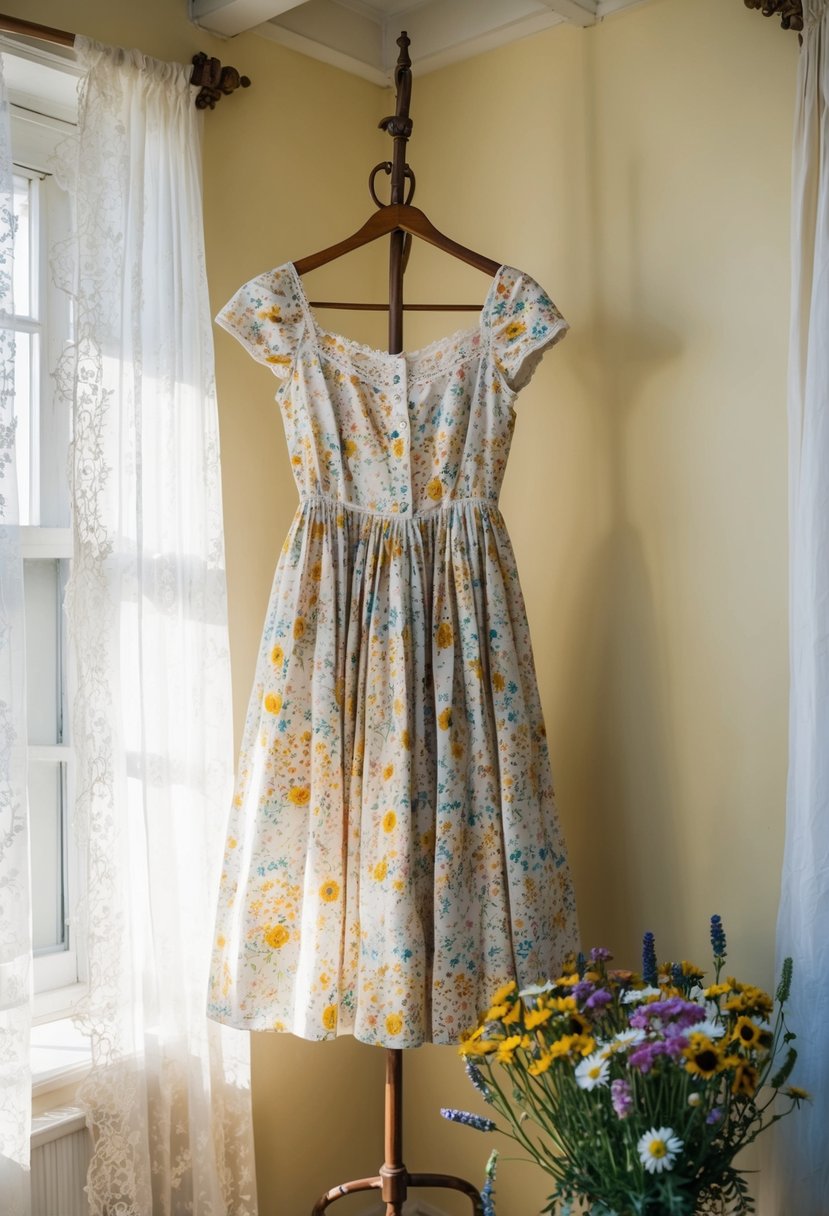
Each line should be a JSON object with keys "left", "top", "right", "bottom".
{"left": 442, "top": 918, "right": 807, "bottom": 1215}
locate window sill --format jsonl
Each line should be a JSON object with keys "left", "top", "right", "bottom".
{"left": 31, "top": 1015, "right": 92, "bottom": 1099}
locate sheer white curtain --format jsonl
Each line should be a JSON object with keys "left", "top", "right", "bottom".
{"left": 0, "top": 54, "right": 31, "bottom": 1216}
{"left": 775, "top": 2, "right": 829, "bottom": 1210}
{"left": 55, "top": 38, "right": 256, "bottom": 1214}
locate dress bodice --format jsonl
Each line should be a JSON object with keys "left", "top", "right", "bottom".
{"left": 216, "top": 262, "right": 568, "bottom": 517}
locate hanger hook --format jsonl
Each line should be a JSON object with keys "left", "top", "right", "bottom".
{"left": 368, "top": 162, "right": 416, "bottom": 209}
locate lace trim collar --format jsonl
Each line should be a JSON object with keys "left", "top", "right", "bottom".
{"left": 285, "top": 261, "right": 506, "bottom": 385}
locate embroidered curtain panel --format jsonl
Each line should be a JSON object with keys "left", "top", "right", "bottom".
{"left": 0, "top": 52, "right": 31, "bottom": 1216}
{"left": 775, "top": 1, "right": 829, "bottom": 1209}
{"left": 53, "top": 38, "right": 256, "bottom": 1214}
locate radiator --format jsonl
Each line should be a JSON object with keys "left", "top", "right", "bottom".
{"left": 31, "top": 1109, "right": 91, "bottom": 1216}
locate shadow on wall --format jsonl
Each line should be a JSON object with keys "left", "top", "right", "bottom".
{"left": 559, "top": 139, "right": 688, "bottom": 957}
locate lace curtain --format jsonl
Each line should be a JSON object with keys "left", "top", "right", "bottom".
{"left": 0, "top": 53, "right": 31, "bottom": 1216}
{"left": 774, "top": 1, "right": 829, "bottom": 1209}
{"left": 55, "top": 38, "right": 256, "bottom": 1214}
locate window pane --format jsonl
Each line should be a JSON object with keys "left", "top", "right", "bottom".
{"left": 24, "top": 558, "right": 64, "bottom": 745}
{"left": 30, "top": 759, "right": 66, "bottom": 954}
{"left": 12, "top": 329, "right": 38, "bottom": 525}
{"left": 12, "top": 174, "right": 31, "bottom": 317}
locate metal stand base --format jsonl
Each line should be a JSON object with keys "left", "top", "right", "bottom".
{"left": 311, "top": 1050, "right": 483, "bottom": 1216}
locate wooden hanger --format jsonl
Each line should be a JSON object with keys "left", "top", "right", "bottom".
{"left": 292, "top": 202, "right": 502, "bottom": 283}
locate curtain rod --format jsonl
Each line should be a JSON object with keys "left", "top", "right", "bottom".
{"left": 0, "top": 11, "right": 251, "bottom": 109}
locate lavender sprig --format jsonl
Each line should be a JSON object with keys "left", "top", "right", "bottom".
{"left": 642, "top": 931, "right": 658, "bottom": 987}
{"left": 464, "top": 1058, "right": 492, "bottom": 1100}
{"left": 481, "top": 1150, "right": 498, "bottom": 1216}
{"left": 710, "top": 914, "right": 727, "bottom": 960}
{"left": 440, "top": 1109, "right": 496, "bottom": 1133}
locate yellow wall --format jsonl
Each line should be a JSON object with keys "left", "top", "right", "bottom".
{"left": 402, "top": 3, "right": 796, "bottom": 1213}
{"left": 15, "top": 0, "right": 797, "bottom": 1211}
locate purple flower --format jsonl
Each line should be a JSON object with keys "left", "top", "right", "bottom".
{"left": 628, "top": 1040, "right": 672, "bottom": 1074}
{"left": 611, "top": 1078, "right": 633, "bottom": 1118}
{"left": 590, "top": 947, "right": 613, "bottom": 964}
{"left": 441, "top": 1109, "right": 496, "bottom": 1133}
{"left": 642, "top": 932, "right": 658, "bottom": 987}
{"left": 663, "top": 1027, "right": 690, "bottom": 1059}
{"left": 482, "top": 1150, "right": 498, "bottom": 1216}
{"left": 573, "top": 981, "right": 596, "bottom": 1002}
{"left": 706, "top": 1108, "right": 723, "bottom": 1125}
{"left": 710, "top": 915, "right": 727, "bottom": 960}
{"left": 629, "top": 998, "right": 706, "bottom": 1030}
{"left": 585, "top": 989, "right": 613, "bottom": 1012}
{"left": 464, "top": 1059, "right": 492, "bottom": 1099}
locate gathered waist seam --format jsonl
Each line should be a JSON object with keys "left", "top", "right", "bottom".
{"left": 298, "top": 493, "right": 499, "bottom": 521}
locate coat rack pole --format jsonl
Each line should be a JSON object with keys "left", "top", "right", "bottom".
{"left": 311, "top": 31, "right": 482, "bottom": 1216}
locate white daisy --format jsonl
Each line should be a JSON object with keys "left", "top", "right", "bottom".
{"left": 693, "top": 1017, "right": 726, "bottom": 1040}
{"left": 575, "top": 1051, "right": 610, "bottom": 1090}
{"left": 637, "top": 1127, "right": 683, "bottom": 1174}
{"left": 599, "top": 1028, "right": 646, "bottom": 1058}
{"left": 519, "top": 981, "right": 554, "bottom": 998}
{"left": 622, "top": 986, "right": 661, "bottom": 1005}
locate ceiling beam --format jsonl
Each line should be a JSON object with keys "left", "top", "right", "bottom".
{"left": 535, "top": 0, "right": 598, "bottom": 27}
{"left": 190, "top": 0, "right": 309, "bottom": 38}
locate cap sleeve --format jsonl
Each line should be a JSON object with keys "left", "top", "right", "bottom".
{"left": 215, "top": 265, "right": 306, "bottom": 378}
{"left": 489, "top": 267, "right": 569, "bottom": 394}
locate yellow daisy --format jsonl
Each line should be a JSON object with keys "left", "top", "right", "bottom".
{"left": 438, "top": 707, "right": 452, "bottom": 731}
{"left": 373, "top": 858, "right": 388, "bottom": 881}
{"left": 382, "top": 810, "right": 397, "bottom": 833}
{"left": 320, "top": 879, "right": 340, "bottom": 902}
{"left": 271, "top": 644, "right": 284, "bottom": 667}
{"left": 503, "top": 320, "right": 526, "bottom": 342}
{"left": 426, "top": 477, "right": 443, "bottom": 501}
{"left": 385, "top": 1012, "right": 403, "bottom": 1036}
{"left": 436, "top": 621, "right": 454, "bottom": 649}
{"left": 264, "top": 924, "right": 289, "bottom": 949}
{"left": 322, "top": 1004, "right": 338, "bottom": 1032}
{"left": 288, "top": 785, "right": 311, "bottom": 806}
{"left": 263, "top": 691, "right": 282, "bottom": 715}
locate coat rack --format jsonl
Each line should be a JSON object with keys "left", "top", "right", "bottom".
{"left": 310, "top": 33, "right": 483, "bottom": 1216}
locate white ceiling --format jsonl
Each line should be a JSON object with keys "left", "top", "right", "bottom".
{"left": 190, "top": 0, "right": 648, "bottom": 85}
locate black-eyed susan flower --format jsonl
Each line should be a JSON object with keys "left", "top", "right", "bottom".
{"left": 731, "top": 1016, "right": 764, "bottom": 1051}
{"left": 683, "top": 1033, "right": 724, "bottom": 1080}
{"left": 731, "top": 1060, "right": 759, "bottom": 1097}
{"left": 319, "top": 879, "right": 339, "bottom": 902}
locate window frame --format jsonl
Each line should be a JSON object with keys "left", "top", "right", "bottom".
{"left": 8, "top": 60, "right": 85, "bottom": 1024}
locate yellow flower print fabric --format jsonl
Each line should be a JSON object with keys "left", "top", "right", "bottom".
{"left": 208, "top": 262, "right": 578, "bottom": 1047}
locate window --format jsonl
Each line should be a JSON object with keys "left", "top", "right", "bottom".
{"left": 6, "top": 44, "right": 82, "bottom": 1017}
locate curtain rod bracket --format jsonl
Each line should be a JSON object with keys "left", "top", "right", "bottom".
{"left": 190, "top": 52, "right": 251, "bottom": 109}
{"left": 743, "top": 0, "right": 804, "bottom": 32}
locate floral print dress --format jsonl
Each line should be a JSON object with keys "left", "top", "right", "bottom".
{"left": 208, "top": 262, "right": 578, "bottom": 1047}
